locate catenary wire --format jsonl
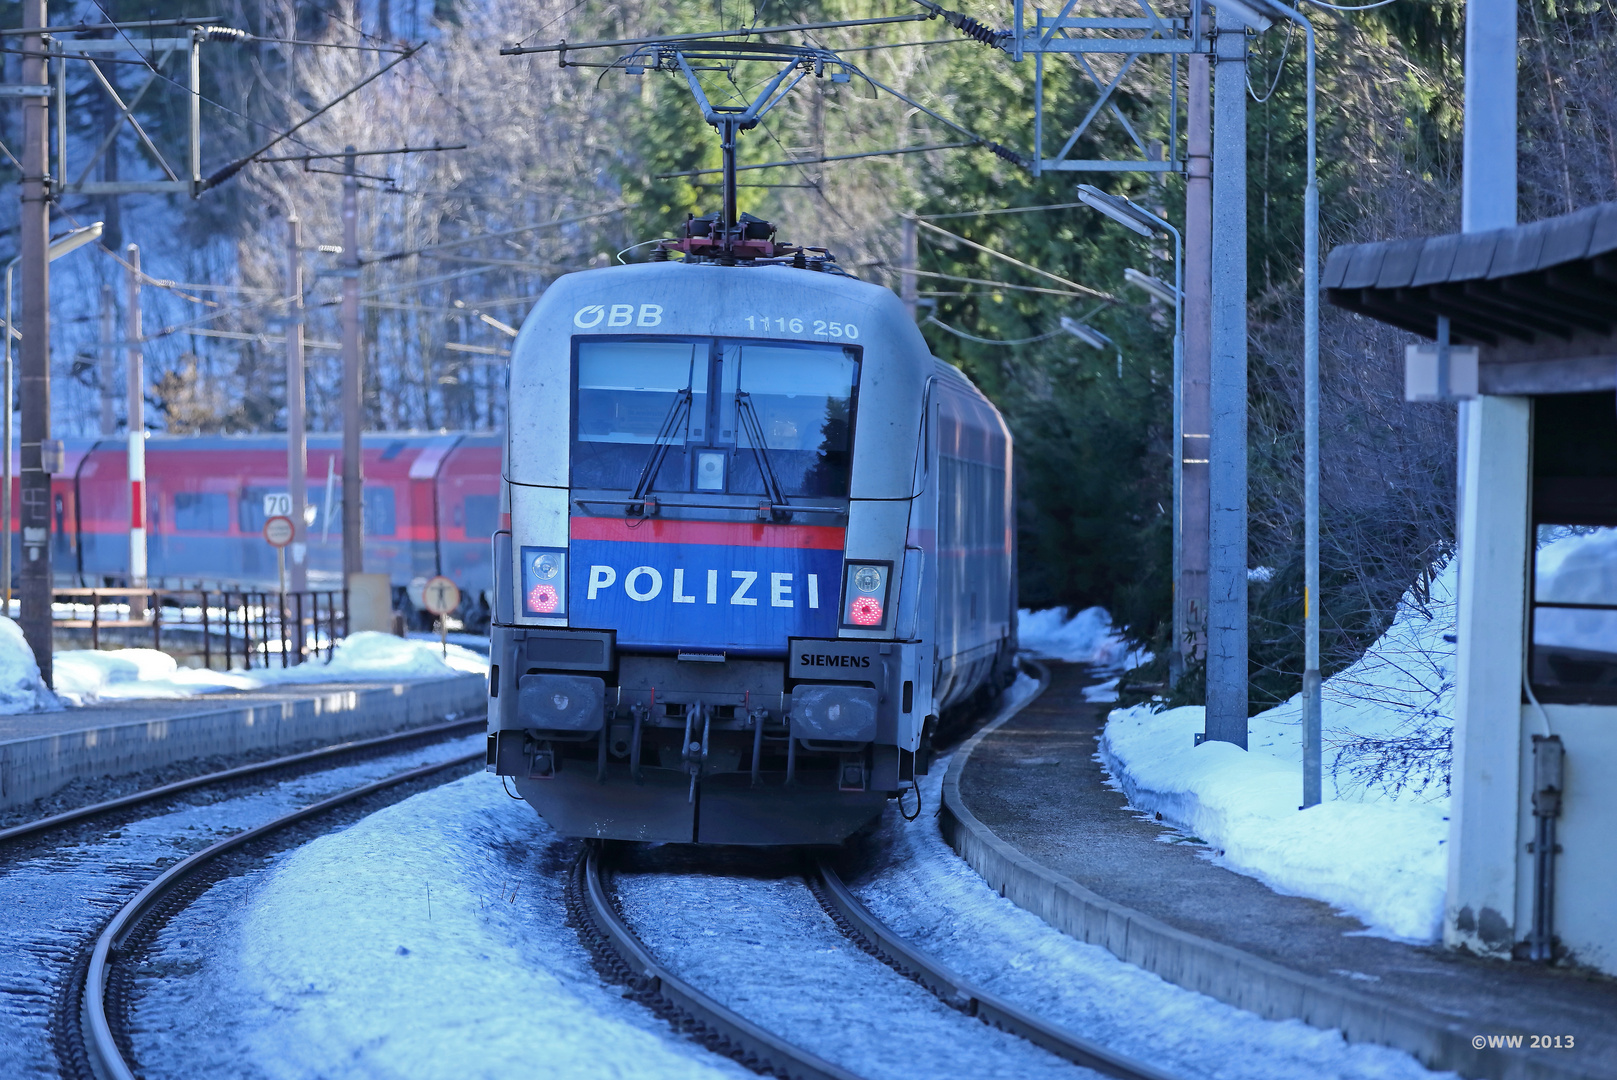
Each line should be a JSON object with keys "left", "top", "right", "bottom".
{"left": 924, "top": 316, "right": 1066, "bottom": 346}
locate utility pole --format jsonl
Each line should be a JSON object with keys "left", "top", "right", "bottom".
{"left": 341, "top": 147, "right": 364, "bottom": 582}
{"left": 1181, "top": 52, "right": 1212, "bottom": 676}
{"left": 18, "top": 0, "right": 53, "bottom": 683}
{"left": 1205, "top": 9, "right": 1249, "bottom": 747}
{"left": 900, "top": 215, "right": 919, "bottom": 323}
{"left": 286, "top": 214, "right": 308, "bottom": 591}
{"left": 126, "top": 244, "right": 146, "bottom": 586}
{"left": 1445, "top": 0, "right": 1521, "bottom": 954}
{"left": 99, "top": 284, "right": 116, "bottom": 435}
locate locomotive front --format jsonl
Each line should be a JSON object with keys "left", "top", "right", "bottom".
{"left": 487, "top": 260, "right": 935, "bottom": 845}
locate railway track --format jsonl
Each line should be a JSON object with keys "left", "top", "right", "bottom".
{"left": 51, "top": 745, "right": 481, "bottom": 1080}
{"left": 571, "top": 841, "right": 1177, "bottom": 1080}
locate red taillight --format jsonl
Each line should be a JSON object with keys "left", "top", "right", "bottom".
{"left": 529, "top": 583, "right": 560, "bottom": 613}
{"left": 849, "top": 595, "right": 883, "bottom": 626}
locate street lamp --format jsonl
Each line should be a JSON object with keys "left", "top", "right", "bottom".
{"left": 1060, "top": 316, "right": 1124, "bottom": 377}
{"left": 4, "top": 221, "right": 103, "bottom": 612}
{"left": 1211, "top": 0, "right": 1322, "bottom": 810}
{"left": 1077, "top": 183, "right": 1185, "bottom": 679}
{"left": 1124, "top": 267, "right": 1182, "bottom": 306}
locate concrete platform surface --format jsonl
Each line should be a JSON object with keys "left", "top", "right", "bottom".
{"left": 947, "top": 662, "right": 1617, "bottom": 1080}
{"left": 0, "top": 674, "right": 489, "bottom": 812}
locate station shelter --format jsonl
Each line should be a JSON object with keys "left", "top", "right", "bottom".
{"left": 1325, "top": 200, "right": 1617, "bottom": 974}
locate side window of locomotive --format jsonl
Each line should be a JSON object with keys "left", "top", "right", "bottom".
{"left": 724, "top": 344, "right": 859, "bottom": 499}
{"left": 572, "top": 340, "right": 706, "bottom": 490}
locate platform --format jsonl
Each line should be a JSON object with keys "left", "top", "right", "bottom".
{"left": 0, "top": 674, "right": 488, "bottom": 812}
{"left": 942, "top": 662, "right": 1617, "bottom": 1080}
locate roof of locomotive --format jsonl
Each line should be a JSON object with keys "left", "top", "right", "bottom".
{"left": 512, "top": 260, "right": 933, "bottom": 370}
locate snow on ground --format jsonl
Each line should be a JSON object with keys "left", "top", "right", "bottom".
{"left": 1098, "top": 562, "right": 1459, "bottom": 942}
{"left": 130, "top": 726, "right": 1444, "bottom": 1080}
{"left": 853, "top": 751, "right": 1452, "bottom": 1080}
{"left": 131, "top": 774, "right": 744, "bottom": 1080}
{"left": 49, "top": 632, "right": 487, "bottom": 707}
{"left": 1018, "top": 606, "right": 1147, "bottom": 673}
{"left": 0, "top": 735, "right": 484, "bottom": 1080}
{"left": 0, "top": 617, "right": 57, "bottom": 714}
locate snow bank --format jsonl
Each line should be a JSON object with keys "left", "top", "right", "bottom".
{"left": 1099, "top": 563, "right": 1458, "bottom": 942}
{"left": 131, "top": 774, "right": 740, "bottom": 1080}
{"left": 1017, "top": 607, "right": 1145, "bottom": 671}
{"left": 0, "top": 616, "right": 57, "bottom": 714}
{"left": 53, "top": 632, "right": 487, "bottom": 708}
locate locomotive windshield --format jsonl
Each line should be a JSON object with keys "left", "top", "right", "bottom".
{"left": 570, "top": 338, "right": 859, "bottom": 499}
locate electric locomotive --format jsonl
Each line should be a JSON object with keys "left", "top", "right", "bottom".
{"left": 486, "top": 220, "right": 1017, "bottom": 845}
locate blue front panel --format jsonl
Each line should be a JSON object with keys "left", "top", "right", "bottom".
{"left": 568, "top": 519, "right": 841, "bottom": 652}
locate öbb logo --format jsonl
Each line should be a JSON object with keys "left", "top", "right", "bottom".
{"left": 574, "top": 303, "right": 664, "bottom": 329}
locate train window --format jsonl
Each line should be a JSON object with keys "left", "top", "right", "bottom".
{"left": 576, "top": 341, "right": 706, "bottom": 444}
{"left": 174, "top": 492, "right": 229, "bottom": 532}
{"left": 724, "top": 344, "right": 859, "bottom": 498}
{"left": 364, "top": 487, "right": 397, "bottom": 536}
{"left": 238, "top": 487, "right": 274, "bottom": 533}
{"left": 572, "top": 340, "right": 706, "bottom": 490}
{"left": 462, "top": 494, "right": 498, "bottom": 539}
{"left": 303, "top": 485, "right": 398, "bottom": 536}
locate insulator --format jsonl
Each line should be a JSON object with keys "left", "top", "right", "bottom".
{"left": 946, "top": 12, "right": 1006, "bottom": 47}
{"left": 985, "top": 142, "right": 1030, "bottom": 168}
{"left": 195, "top": 25, "right": 250, "bottom": 43}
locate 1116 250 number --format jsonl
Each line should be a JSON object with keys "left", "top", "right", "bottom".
{"left": 743, "top": 315, "right": 860, "bottom": 339}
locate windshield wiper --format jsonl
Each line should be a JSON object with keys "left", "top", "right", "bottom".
{"left": 628, "top": 388, "right": 692, "bottom": 515}
{"left": 734, "top": 391, "right": 790, "bottom": 521}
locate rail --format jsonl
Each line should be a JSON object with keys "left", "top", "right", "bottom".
{"left": 50, "top": 587, "right": 347, "bottom": 669}
{"left": 570, "top": 844, "right": 862, "bottom": 1080}
{"left": 73, "top": 749, "right": 482, "bottom": 1080}
{"left": 810, "top": 860, "right": 1177, "bottom": 1080}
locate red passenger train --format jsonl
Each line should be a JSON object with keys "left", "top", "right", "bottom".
{"left": 15, "top": 432, "right": 500, "bottom": 620}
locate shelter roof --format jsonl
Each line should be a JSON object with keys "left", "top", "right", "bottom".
{"left": 1324, "top": 202, "right": 1617, "bottom": 346}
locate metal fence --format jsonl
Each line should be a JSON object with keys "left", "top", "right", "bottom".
{"left": 51, "top": 588, "right": 348, "bottom": 670}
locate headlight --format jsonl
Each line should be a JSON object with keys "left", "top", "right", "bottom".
{"left": 841, "top": 562, "right": 891, "bottom": 629}
{"left": 522, "top": 547, "right": 567, "bottom": 617}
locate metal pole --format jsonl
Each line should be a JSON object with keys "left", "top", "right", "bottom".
{"left": 99, "top": 283, "right": 115, "bottom": 435}
{"left": 1264, "top": 3, "right": 1321, "bottom": 804}
{"left": 1463, "top": 0, "right": 1518, "bottom": 233}
{"left": 4, "top": 262, "right": 14, "bottom": 617}
{"left": 18, "top": 0, "right": 53, "bottom": 684}
{"left": 126, "top": 244, "right": 146, "bottom": 586}
{"left": 1182, "top": 53, "right": 1212, "bottom": 674}
{"left": 1457, "top": 0, "right": 1519, "bottom": 575}
{"left": 900, "top": 215, "right": 919, "bottom": 323}
{"left": 1205, "top": 8, "right": 1249, "bottom": 747}
{"left": 1170, "top": 221, "right": 1185, "bottom": 685}
{"left": 720, "top": 119, "right": 738, "bottom": 240}
{"left": 340, "top": 147, "right": 364, "bottom": 582}
{"left": 286, "top": 213, "right": 308, "bottom": 591}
